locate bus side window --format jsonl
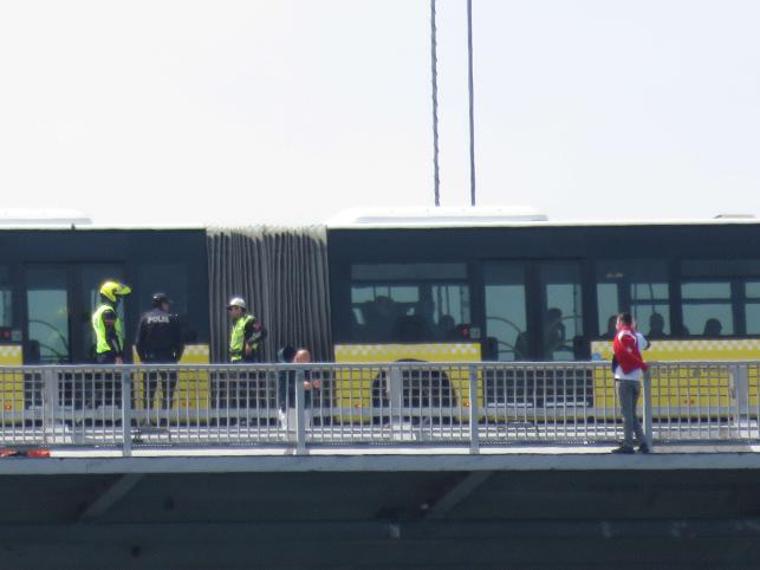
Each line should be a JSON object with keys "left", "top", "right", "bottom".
{"left": 595, "top": 260, "right": 671, "bottom": 340}
{"left": 681, "top": 282, "right": 733, "bottom": 337}
{"left": 0, "top": 266, "right": 11, "bottom": 331}
{"left": 349, "top": 263, "right": 470, "bottom": 344}
{"left": 746, "top": 282, "right": 760, "bottom": 335}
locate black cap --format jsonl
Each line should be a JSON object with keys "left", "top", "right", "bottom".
{"left": 277, "top": 345, "right": 296, "bottom": 363}
{"left": 152, "top": 292, "right": 171, "bottom": 307}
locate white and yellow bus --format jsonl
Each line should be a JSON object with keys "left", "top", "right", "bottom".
{"left": 327, "top": 209, "right": 760, "bottom": 415}
{"left": 3, "top": 209, "right": 760, "bottom": 418}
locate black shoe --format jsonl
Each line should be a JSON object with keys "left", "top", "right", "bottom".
{"left": 611, "top": 445, "right": 635, "bottom": 454}
{"left": 638, "top": 443, "right": 650, "bottom": 454}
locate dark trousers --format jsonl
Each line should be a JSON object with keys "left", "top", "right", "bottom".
{"left": 144, "top": 366, "right": 178, "bottom": 410}
{"left": 617, "top": 379, "right": 645, "bottom": 447}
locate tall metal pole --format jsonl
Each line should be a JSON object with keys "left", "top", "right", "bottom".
{"left": 430, "top": 0, "right": 441, "bottom": 207}
{"left": 466, "top": 0, "right": 477, "bottom": 206}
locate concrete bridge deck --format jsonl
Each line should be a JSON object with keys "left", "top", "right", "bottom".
{"left": 2, "top": 446, "right": 760, "bottom": 568}
{"left": 2, "top": 443, "right": 760, "bottom": 474}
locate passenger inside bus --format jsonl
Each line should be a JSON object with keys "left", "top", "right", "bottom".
{"left": 544, "top": 308, "right": 566, "bottom": 356}
{"left": 603, "top": 315, "right": 617, "bottom": 339}
{"left": 513, "top": 308, "right": 571, "bottom": 360}
{"left": 394, "top": 314, "right": 432, "bottom": 342}
{"left": 354, "top": 297, "right": 473, "bottom": 344}
{"left": 363, "top": 296, "right": 399, "bottom": 341}
{"left": 703, "top": 318, "right": 723, "bottom": 337}
{"left": 437, "top": 314, "right": 457, "bottom": 340}
{"left": 648, "top": 312, "right": 668, "bottom": 339}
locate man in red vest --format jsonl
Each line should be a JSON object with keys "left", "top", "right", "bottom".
{"left": 612, "top": 312, "right": 650, "bottom": 454}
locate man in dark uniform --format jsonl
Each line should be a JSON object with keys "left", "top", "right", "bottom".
{"left": 136, "top": 293, "right": 184, "bottom": 412}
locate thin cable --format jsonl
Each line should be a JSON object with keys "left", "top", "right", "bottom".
{"left": 430, "top": 0, "right": 441, "bottom": 207}
{"left": 466, "top": 0, "right": 476, "bottom": 206}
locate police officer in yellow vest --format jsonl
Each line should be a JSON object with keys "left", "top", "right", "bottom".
{"left": 227, "top": 297, "right": 266, "bottom": 363}
{"left": 92, "top": 280, "right": 132, "bottom": 364}
{"left": 90, "top": 280, "right": 131, "bottom": 409}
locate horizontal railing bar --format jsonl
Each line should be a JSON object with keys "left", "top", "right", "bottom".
{"left": 0, "top": 360, "right": 754, "bottom": 371}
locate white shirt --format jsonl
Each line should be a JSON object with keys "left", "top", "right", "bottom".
{"left": 614, "top": 365, "right": 642, "bottom": 382}
{"left": 636, "top": 332, "right": 649, "bottom": 351}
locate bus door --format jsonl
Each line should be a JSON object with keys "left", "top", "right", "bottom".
{"left": 482, "top": 260, "right": 586, "bottom": 410}
{"left": 532, "top": 261, "right": 588, "bottom": 410}
{"left": 26, "top": 266, "right": 71, "bottom": 364}
{"left": 535, "top": 261, "right": 585, "bottom": 361}
{"left": 483, "top": 260, "right": 584, "bottom": 362}
{"left": 483, "top": 261, "right": 529, "bottom": 361}
{"left": 24, "top": 264, "right": 124, "bottom": 364}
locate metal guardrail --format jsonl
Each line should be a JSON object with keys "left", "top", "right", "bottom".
{"left": 0, "top": 361, "right": 758, "bottom": 455}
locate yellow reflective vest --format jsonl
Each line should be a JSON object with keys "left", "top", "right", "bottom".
{"left": 92, "top": 303, "right": 124, "bottom": 355}
{"left": 229, "top": 314, "right": 256, "bottom": 362}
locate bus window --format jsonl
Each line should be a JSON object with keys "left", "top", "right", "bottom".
{"left": 0, "top": 267, "right": 11, "bottom": 329}
{"left": 484, "top": 263, "right": 527, "bottom": 361}
{"left": 26, "top": 267, "right": 70, "bottom": 364}
{"left": 596, "top": 260, "right": 670, "bottom": 339}
{"left": 746, "top": 282, "right": 760, "bottom": 334}
{"left": 681, "top": 282, "right": 733, "bottom": 336}
{"left": 349, "top": 263, "right": 470, "bottom": 343}
{"left": 539, "top": 263, "right": 583, "bottom": 361}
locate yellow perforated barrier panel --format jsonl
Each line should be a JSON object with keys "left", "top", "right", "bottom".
{"left": 132, "top": 344, "right": 210, "bottom": 410}
{"left": 591, "top": 338, "right": 759, "bottom": 414}
{"left": 334, "top": 343, "right": 481, "bottom": 422}
{"left": 0, "top": 345, "right": 23, "bottom": 366}
{"left": 0, "top": 345, "right": 23, "bottom": 414}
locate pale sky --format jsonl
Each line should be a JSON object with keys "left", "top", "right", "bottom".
{"left": 1, "top": 1, "right": 759, "bottom": 226}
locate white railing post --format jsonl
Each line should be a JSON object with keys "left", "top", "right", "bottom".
{"left": 389, "top": 366, "right": 403, "bottom": 430}
{"left": 121, "top": 368, "right": 132, "bottom": 457}
{"left": 469, "top": 365, "right": 480, "bottom": 454}
{"left": 642, "top": 367, "right": 654, "bottom": 450}
{"left": 730, "top": 363, "right": 750, "bottom": 439}
{"left": 295, "top": 369, "right": 307, "bottom": 455}
{"left": 42, "top": 367, "right": 57, "bottom": 447}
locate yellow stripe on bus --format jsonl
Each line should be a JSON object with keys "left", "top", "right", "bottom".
{"left": 591, "top": 338, "right": 760, "bottom": 412}
{"left": 334, "top": 343, "right": 481, "bottom": 422}
{"left": 0, "top": 345, "right": 23, "bottom": 414}
{"left": 132, "top": 344, "right": 210, "bottom": 411}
